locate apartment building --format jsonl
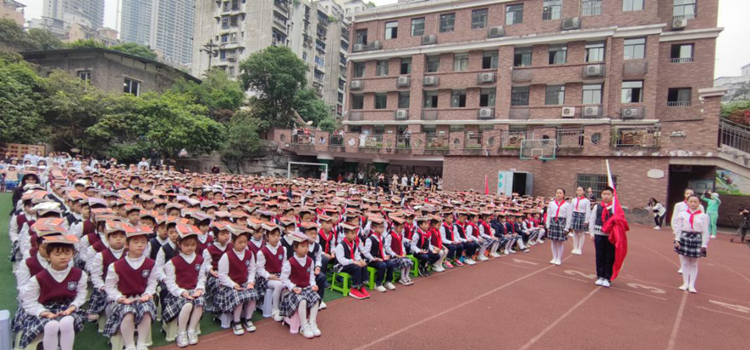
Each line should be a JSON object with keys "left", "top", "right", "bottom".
{"left": 192, "top": 0, "right": 351, "bottom": 116}
{"left": 275, "top": 0, "right": 742, "bottom": 211}
{"left": 43, "top": 0, "right": 104, "bottom": 28}
{"left": 1, "top": 0, "right": 25, "bottom": 26}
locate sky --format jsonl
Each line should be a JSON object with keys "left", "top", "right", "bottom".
{"left": 18, "top": 0, "right": 750, "bottom": 78}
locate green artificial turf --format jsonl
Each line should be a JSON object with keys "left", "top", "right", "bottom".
{"left": 0, "top": 192, "right": 345, "bottom": 349}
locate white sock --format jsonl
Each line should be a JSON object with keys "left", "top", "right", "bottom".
{"left": 550, "top": 241, "right": 558, "bottom": 260}
{"left": 689, "top": 258, "right": 699, "bottom": 288}
{"left": 120, "top": 314, "right": 136, "bottom": 349}
{"left": 491, "top": 242, "right": 499, "bottom": 254}
{"left": 578, "top": 232, "right": 586, "bottom": 251}
{"left": 59, "top": 316, "right": 75, "bottom": 350}
{"left": 189, "top": 306, "right": 203, "bottom": 331}
{"left": 43, "top": 320, "right": 60, "bottom": 350}
{"left": 309, "top": 302, "right": 319, "bottom": 324}
{"left": 136, "top": 314, "right": 152, "bottom": 347}
{"left": 268, "top": 280, "right": 284, "bottom": 312}
{"left": 232, "top": 303, "right": 243, "bottom": 323}
{"left": 178, "top": 303, "right": 193, "bottom": 333}
{"left": 679, "top": 255, "right": 690, "bottom": 286}
{"left": 298, "top": 300, "right": 308, "bottom": 326}
{"left": 557, "top": 242, "right": 565, "bottom": 260}
{"left": 243, "top": 300, "right": 256, "bottom": 320}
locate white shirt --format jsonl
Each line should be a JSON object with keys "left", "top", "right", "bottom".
{"left": 410, "top": 229, "right": 435, "bottom": 252}
{"left": 384, "top": 230, "right": 407, "bottom": 257}
{"left": 15, "top": 254, "right": 50, "bottom": 295}
{"left": 255, "top": 243, "right": 285, "bottom": 279}
{"left": 673, "top": 210, "right": 710, "bottom": 248}
{"left": 217, "top": 248, "right": 257, "bottom": 287}
{"left": 670, "top": 201, "right": 706, "bottom": 233}
{"left": 334, "top": 240, "right": 361, "bottom": 266}
{"left": 571, "top": 197, "right": 592, "bottom": 216}
{"left": 546, "top": 200, "right": 573, "bottom": 231}
{"left": 201, "top": 241, "right": 230, "bottom": 270}
{"left": 22, "top": 266, "right": 88, "bottom": 317}
{"left": 164, "top": 252, "right": 210, "bottom": 296}
{"left": 362, "top": 234, "right": 387, "bottom": 261}
{"left": 89, "top": 247, "right": 125, "bottom": 289}
{"left": 104, "top": 254, "right": 158, "bottom": 302}
{"left": 80, "top": 235, "right": 107, "bottom": 266}
{"left": 280, "top": 255, "right": 316, "bottom": 290}
{"left": 154, "top": 241, "right": 177, "bottom": 282}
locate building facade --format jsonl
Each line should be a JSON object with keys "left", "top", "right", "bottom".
{"left": 1, "top": 0, "right": 25, "bottom": 26}
{"left": 714, "top": 63, "right": 750, "bottom": 102}
{"left": 117, "top": 0, "right": 194, "bottom": 67}
{"left": 43, "top": 0, "right": 104, "bottom": 28}
{"left": 275, "top": 0, "right": 746, "bottom": 211}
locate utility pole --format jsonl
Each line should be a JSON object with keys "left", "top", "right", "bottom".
{"left": 200, "top": 39, "right": 219, "bottom": 75}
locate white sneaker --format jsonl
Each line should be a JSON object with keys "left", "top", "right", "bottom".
{"left": 477, "top": 255, "right": 488, "bottom": 261}
{"left": 509, "top": 250, "right": 517, "bottom": 254}
{"left": 602, "top": 280, "right": 610, "bottom": 288}
{"left": 505, "top": 250, "right": 511, "bottom": 255}
{"left": 655, "top": 226, "right": 661, "bottom": 230}
{"left": 375, "top": 285, "right": 387, "bottom": 293}
{"left": 232, "top": 323, "right": 245, "bottom": 336}
{"left": 595, "top": 278, "right": 603, "bottom": 286}
{"left": 490, "top": 252, "right": 501, "bottom": 258}
{"left": 434, "top": 265, "right": 446, "bottom": 272}
{"left": 711, "top": 235, "right": 716, "bottom": 239}
{"left": 399, "top": 279, "right": 410, "bottom": 286}
{"left": 310, "top": 322, "right": 322, "bottom": 337}
{"left": 301, "top": 324, "right": 315, "bottom": 339}
{"left": 653, "top": 226, "right": 660, "bottom": 230}
{"left": 271, "top": 310, "right": 283, "bottom": 322}
{"left": 677, "top": 268, "right": 683, "bottom": 274}
{"left": 572, "top": 249, "right": 578, "bottom": 255}
{"left": 688, "top": 286, "right": 697, "bottom": 294}
{"left": 187, "top": 329, "right": 199, "bottom": 345}
{"left": 554, "top": 260, "right": 562, "bottom": 266}
{"left": 243, "top": 319, "right": 256, "bottom": 332}
{"left": 385, "top": 282, "right": 396, "bottom": 290}
{"left": 318, "top": 301, "right": 327, "bottom": 310}
{"left": 679, "top": 284, "right": 689, "bottom": 291}
{"left": 136, "top": 345, "right": 149, "bottom": 350}
{"left": 550, "top": 259, "right": 556, "bottom": 264}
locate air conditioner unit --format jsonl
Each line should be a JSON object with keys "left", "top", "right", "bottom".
{"left": 621, "top": 107, "right": 644, "bottom": 119}
{"left": 421, "top": 34, "right": 437, "bottom": 45}
{"left": 672, "top": 18, "right": 687, "bottom": 30}
{"left": 478, "top": 108, "right": 494, "bottom": 120}
{"left": 349, "top": 80, "right": 363, "bottom": 90}
{"left": 394, "top": 109, "right": 408, "bottom": 120}
{"left": 561, "top": 107, "right": 576, "bottom": 118}
{"left": 367, "top": 40, "right": 381, "bottom": 50}
{"left": 584, "top": 64, "right": 604, "bottom": 77}
{"left": 561, "top": 17, "right": 581, "bottom": 31}
{"left": 353, "top": 43, "right": 365, "bottom": 52}
{"left": 397, "top": 76, "right": 410, "bottom": 87}
{"left": 487, "top": 26, "right": 504, "bottom": 38}
{"left": 423, "top": 76, "right": 439, "bottom": 87}
{"left": 583, "top": 106, "right": 600, "bottom": 118}
{"left": 477, "top": 72, "right": 495, "bottom": 84}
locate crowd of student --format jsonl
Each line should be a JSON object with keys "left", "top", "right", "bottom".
{"left": 5, "top": 161, "right": 713, "bottom": 350}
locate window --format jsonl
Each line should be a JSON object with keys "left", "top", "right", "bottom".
{"left": 123, "top": 78, "right": 140, "bottom": 96}
{"left": 582, "top": 0, "right": 602, "bottom": 16}
{"left": 545, "top": 85, "right": 565, "bottom": 105}
{"left": 398, "top": 92, "right": 410, "bottom": 108}
{"left": 400, "top": 58, "right": 412, "bottom": 74}
{"left": 314, "top": 69, "right": 324, "bottom": 82}
{"left": 673, "top": 0, "right": 696, "bottom": 19}
{"left": 506, "top": 4, "right": 524, "bottom": 25}
{"left": 221, "top": 34, "right": 229, "bottom": 43}
{"left": 353, "top": 62, "right": 365, "bottom": 78}
{"left": 548, "top": 44, "right": 567, "bottom": 65}
{"left": 480, "top": 88, "right": 496, "bottom": 107}
{"left": 426, "top": 55, "right": 440, "bottom": 73}
{"left": 375, "top": 94, "right": 387, "bottom": 109}
{"left": 482, "top": 51, "right": 498, "bottom": 69}
{"left": 621, "top": 81, "right": 644, "bottom": 103}
{"left": 385, "top": 21, "right": 398, "bottom": 39}
{"left": 301, "top": 52, "right": 307, "bottom": 61}
{"left": 670, "top": 43, "right": 694, "bottom": 63}
{"left": 472, "top": 9, "right": 488, "bottom": 29}
{"left": 228, "top": 66, "right": 235, "bottom": 77}
{"left": 542, "top": 0, "right": 562, "bottom": 21}
{"left": 230, "top": 33, "right": 237, "bottom": 43}
{"left": 355, "top": 29, "right": 367, "bottom": 44}
{"left": 576, "top": 174, "right": 617, "bottom": 199}
{"left": 440, "top": 13, "right": 455, "bottom": 33}
{"left": 220, "top": 50, "right": 227, "bottom": 61}
{"left": 514, "top": 47, "right": 532, "bottom": 67}
{"left": 424, "top": 91, "right": 438, "bottom": 108}
{"left": 668, "top": 87, "right": 692, "bottom": 106}
{"left": 583, "top": 84, "right": 602, "bottom": 104}
{"left": 77, "top": 70, "right": 91, "bottom": 82}
{"left": 351, "top": 95, "right": 364, "bottom": 109}
{"left": 623, "top": 38, "right": 646, "bottom": 60}
{"left": 411, "top": 17, "right": 425, "bottom": 36}
{"left": 453, "top": 53, "right": 469, "bottom": 72}
{"left": 511, "top": 86, "right": 529, "bottom": 106}
{"left": 376, "top": 60, "right": 389, "bottom": 76}
{"left": 315, "top": 56, "right": 325, "bottom": 66}
{"left": 338, "top": 92, "right": 344, "bottom": 103}
{"left": 585, "top": 42, "right": 605, "bottom": 62}
{"left": 451, "top": 90, "right": 466, "bottom": 107}
{"left": 221, "top": 16, "right": 229, "bottom": 29}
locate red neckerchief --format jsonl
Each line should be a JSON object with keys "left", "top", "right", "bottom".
{"left": 343, "top": 238, "right": 356, "bottom": 258}
{"left": 601, "top": 201, "right": 613, "bottom": 223}
{"left": 479, "top": 220, "right": 492, "bottom": 235}
{"left": 417, "top": 228, "right": 430, "bottom": 247}
{"left": 575, "top": 196, "right": 585, "bottom": 211}
{"left": 687, "top": 209, "right": 702, "bottom": 230}
{"left": 554, "top": 199, "right": 564, "bottom": 219}
{"left": 390, "top": 230, "right": 403, "bottom": 255}
{"left": 375, "top": 233, "right": 385, "bottom": 258}
{"left": 429, "top": 227, "right": 442, "bottom": 248}
{"left": 319, "top": 228, "right": 333, "bottom": 253}
{"left": 468, "top": 222, "right": 480, "bottom": 237}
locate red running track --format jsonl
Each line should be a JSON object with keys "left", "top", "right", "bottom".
{"left": 157, "top": 224, "right": 750, "bottom": 350}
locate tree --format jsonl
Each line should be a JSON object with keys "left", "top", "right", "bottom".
{"left": 293, "top": 87, "right": 331, "bottom": 126}
{"left": 110, "top": 42, "right": 158, "bottom": 60}
{"left": 732, "top": 81, "right": 750, "bottom": 102}
{"left": 170, "top": 69, "right": 245, "bottom": 122}
{"left": 721, "top": 100, "right": 750, "bottom": 126}
{"left": 0, "top": 54, "right": 47, "bottom": 145}
{"left": 317, "top": 116, "right": 341, "bottom": 133}
{"left": 64, "top": 39, "right": 105, "bottom": 49}
{"left": 0, "top": 18, "right": 35, "bottom": 50}
{"left": 220, "top": 109, "right": 263, "bottom": 173}
{"left": 27, "top": 28, "right": 63, "bottom": 50}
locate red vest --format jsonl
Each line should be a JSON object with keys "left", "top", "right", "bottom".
{"left": 227, "top": 249, "right": 253, "bottom": 285}
{"left": 82, "top": 219, "right": 95, "bottom": 237}
{"left": 87, "top": 232, "right": 102, "bottom": 248}
{"left": 389, "top": 230, "right": 403, "bottom": 256}
{"left": 247, "top": 239, "right": 264, "bottom": 257}
{"left": 171, "top": 255, "right": 203, "bottom": 290}
{"left": 99, "top": 248, "right": 122, "bottom": 280}
{"left": 468, "top": 222, "right": 480, "bottom": 238}
{"left": 37, "top": 268, "right": 83, "bottom": 305}
{"left": 261, "top": 245, "right": 284, "bottom": 275}
{"left": 16, "top": 213, "right": 28, "bottom": 230}
{"left": 206, "top": 243, "right": 232, "bottom": 271}
{"left": 479, "top": 220, "right": 492, "bottom": 236}
{"left": 196, "top": 235, "right": 214, "bottom": 255}
{"left": 25, "top": 256, "right": 45, "bottom": 278}
{"left": 429, "top": 228, "right": 443, "bottom": 249}
{"left": 404, "top": 223, "right": 415, "bottom": 240}
{"left": 288, "top": 256, "right": 313, "bottom": 288}
{"left": 114, "top": 258, "right": 155, "bottom": 297}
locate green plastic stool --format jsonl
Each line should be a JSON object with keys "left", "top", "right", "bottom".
{"left": 407, "top": 255, "right": 420, "bottom": 277}
{"left": 366, "top": 266, "right": 378, "bottom": 290}
{"left": 330, "top": 271, "right": 351, "bottom": 296}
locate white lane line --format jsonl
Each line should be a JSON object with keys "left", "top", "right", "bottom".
{"left": 695, "top": 306, "right": 750, "bottom": 322}
{"left": 666, "top": 292, "right": 689, "bottom": 350}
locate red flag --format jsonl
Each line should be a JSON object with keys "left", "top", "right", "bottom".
{"left": 484, "top": 175, "right": 489, "bottom": 195}
{"left": 604, "top": 160, "right": 628, "bottom": 280}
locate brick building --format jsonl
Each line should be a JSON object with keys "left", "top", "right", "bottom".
{"left": 275, "top": 0, "right": 750, "bottom": 212}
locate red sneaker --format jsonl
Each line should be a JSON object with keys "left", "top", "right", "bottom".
{"left": 349, "top": 288, "right": 365, "bottom": 300}
{"left": 454, "top": 260, "right": 464, "bottom": 267}
{"left": 444, "top": 261, "right": 454, "bottom": 269}
{"left": 360, "top": 286, "right": 371, "bottom": 298}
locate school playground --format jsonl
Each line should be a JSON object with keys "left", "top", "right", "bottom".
{"left": 2, "top": 193, "right": 749, "bottom": 350}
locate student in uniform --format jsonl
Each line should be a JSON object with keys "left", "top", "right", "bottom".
{"left": 335, "top": 222, "right": 370, "bottom": 300}
{"left": 192, "top": 213, "right": 214, "bottom": 255}
{"left": 570, "top": 187, "right": 591, "bottom": 256}
{"left": 203, "top": 222, "right": 232, "bottom": 314}
{"left": 103, "top": 223, "right": 158, "bottom": 350}
{"left": 279, "top": 231, "right": 322, "bottom": 339}
{"left": 439, "top": 210, "right": 462, "bottom": 267}
{"left": 215, "top": 224, "right": 259, "bottom": 336}
{"left": 163, "top": 225, "right": 211, "bottom": 347}
{"left": 147, "top": 217, "right": 169, "bottom": 260}
{"left": 670, "top": 189, "right": 705, "bottom": 275}
{"left": 86, "top": 220, "right": 127, "bottom": 322}
{"left": 546, "top": 189, "right": 573, "bottom": 266}
{"left": 300, "top": 222, "right": 328, "bottom": 309}
{"left": 384, "top": 215, "right": 414, "bottom": 286}
{"left": 411, "top": 216, "right": 440, "bottom": 276}
{"left": 428, "top": 215, "right": 449, "bottom": 271}
{"left": 255, "top": 223, "right": 286, "bottom": 322}
{"left": 588, "top": 187, "right": 616, "bottom": 288}
{"left": 479, "top": 211, "right": 501, "bottom": 258}
{"left": 17, "top": 235, "right": 87, "bottom": 350}
{"left": 317, "top": 215, "right": 336, "bottom": 279}
{"left": 673, "top": 195, "right": 710, "bottom": 294}
{"left": 453, "top": 211, "right": 477, "bottom": 265}
{"left": 279, "top": 218, "right": 297, "bottom": 259}
{"left": 465, "top": 211, "right": 489, "bottom": 262}
{"left": 246, "top": 219, "right": 264, "bottom": 257}
{"left": 362, "top": 216, "right": 396, "bottom": 292}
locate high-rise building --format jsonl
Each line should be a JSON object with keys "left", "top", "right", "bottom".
{"left": 43, "top": 0, "right": 104, "bottom": 28}
{"left": 117, "top": 0, "right": 194, "bottom": 67}
{"left": 1, "top": 0, "right": 25, "bottom": 26}
{"left": 274, "top": 0, "right": 740, "bottom": 212}
{"left": 117, "top": 0, "right": 152, "bottom": 46}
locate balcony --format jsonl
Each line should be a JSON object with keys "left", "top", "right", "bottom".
{"left": 348, "top": 111, "right": 363, "bottom": 121}
{"left": 272, "top": 17, "right": 288, "bottom": 32}
{"left": 667, "top": 101, "right": 691, "bottom": 107}
{"left": 291, "top": 132, "right": 316, "bottom": 151}
{"left": 464, "top": 132, "right": 484, "bottom": 149}
{"left": 611, "top": 126, "right": 661, "bottom": 148}
{"left": 556, "top": 129, "right": 584, "bottom": 149}
{"left": 671, "top": 57, "right": 694, "bottom": 63}
{"left": 501, "top": 131, "right": 531, "bottom": 149}
{"left": 425, "top": 135, "right": 449, "bottom": 153}
{"left": 422, "top": 110, "right": 438, "bottom": 120}
{"left": 509, "top": 107, "right": 530, "bottom": 120}
{"left": 361, "top": 134, "right": 383, "bottom": 150}
{"left": 512, "top": 69, "right": 533, "bottom": 83}
{"left": 329, "top": 135, "right": 345, "bottom": 152}
{"left": 396, "top": 135, "right": 411, "bottom": 153}
{"left": 274, "top": 0, "right": 289, "bottom": 12}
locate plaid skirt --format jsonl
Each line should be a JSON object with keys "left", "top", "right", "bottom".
{"left": 11, "top": 305, "right": 28, "bottom": 333}
{"left": 103, "top": 300, "right": 157, "bottom": 337}
{"left": 87, "top": 289, "right": 109, "bottom": 315}
{"left": 254, "top": 276, "right": 271, "bottom": 299}
{"left": 17, "top": 301, "right": 86, "bottom": 348}
{"left": 677, "top": 231, "right": 703, "bottom": 258}
{"left": 479, "top": 238, "right": 498, "bottom": 248}
{"left": 547, "top": 218, "right": 568, "bottom": 241}
{"left": 205, "top": 276, "right": 220, "bottom": 313}
{"left": 162, "top": 291, "right": 206, "bottom": 323}
{"left": 279, "top": 286, "right": 321, "bottom": 317}
{"left": 571, "top": 212, "right": 588, "bottom": 231}
{"left": 213, "top": 283, "right": 259, "bottom": 314}
{"left": 390, "top": 256, "right": 413, "bottom": 269}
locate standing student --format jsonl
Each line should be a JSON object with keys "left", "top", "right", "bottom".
{"left": 255, "top": 223, "right": 286, "bottom": 322}
{"left": 335, "top": 223, "right": 370, "bottom": 300}
{"left": 588, "top": 187, "right": 616, "bottom": 288}
{"left": 384, "top": 215, "right": 414, "bottom": 286}
{"left": 670, "top": 189, "right": 705, "bottom": 275}
{"left": 700, "top": 191, "right": 721, "bottom": 239}
{"left": 215, "top": 224, "right": 259, "bottom": 336}
{"left": 279, "top": 231, "right": 322, "bottom": 339}
{"left": 17, "top": 235, "right": 87, "bottom": 350}
{"left": 673, "top": 195, "right": 709, "bottom": 293}
{"left": 648, "top": 198, "right": 667, "bottom": 230}
{"left": 546, "top": 189, "right": 573, "bottom": 266}
{"left": 362, "top": 216, "right": 396, "bottom": 292}
{"left": 570, "top": 187, "right": 591, "bottom": 255}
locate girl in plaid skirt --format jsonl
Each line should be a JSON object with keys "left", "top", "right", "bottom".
{"left": 18, "top": 235, "right": 87, "bottom": 350}
{"left": 255, "top": 223, "right": 287, "bottom": 322}
{"left": 545, "top": 189, "right": 573, "bottom": 266}
{"left": 163, "top": 227, "right": 211, "bottom": 347}
{"left": 86, "top": 222, "right": 127, "bottom": 322}
{"left": 570, "top": 187, "right": 591, "bottom": 256}
{"left": 216, "top": 224, "right": 259, "bottom": 336}
{"left": 103, "top": 223, "right": 158, "bottom": 350}
{"left": 384, "top": 216, "right": 414, "bottom": 285}
{"left": 673, "top": 195, "right": 710, "bottom": 294}
{"left": 279, "top": 231, "right": 322, "bottom": 339}
{"left": 202, "top": 222, "right": 232, "bottom": 313}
